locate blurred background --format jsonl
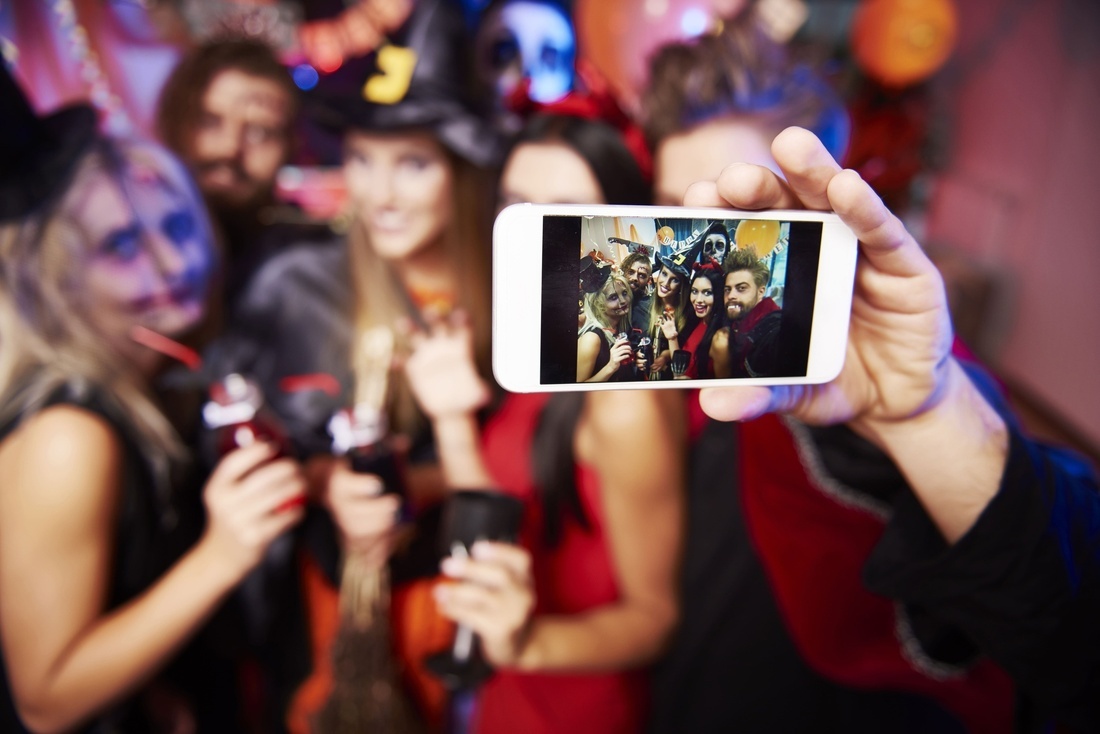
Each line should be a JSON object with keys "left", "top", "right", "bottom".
{"left": 3, "top": 0, "right": 1097, "bottom": 460}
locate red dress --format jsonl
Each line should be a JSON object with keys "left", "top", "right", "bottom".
{"left": 681, "top": 323, "right": 708, "bottom": 379}
{"left": 473, "top": 393, "right": 648, "bottom": 734}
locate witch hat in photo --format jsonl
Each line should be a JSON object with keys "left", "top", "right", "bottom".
{"left": 306, "top": 0, "right": 501, "bottom": 168}
{"left": 579, "top": 253, "right": 612, "bottom": 294}
{"left": 0, "top": 63, "right": 98, "bottom": 221}
{"left": 654, "top": 226, "right": 707, "bottom": 283}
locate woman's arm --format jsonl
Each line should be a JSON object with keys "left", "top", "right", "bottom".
{"left": 577, "top": 331, "right": 603, "bottom": 382}
{"left": 524, "top": 389, "right": 684, "bottom": 670}
{"left": 403, "top": 311, "right": 495, "bottom": 488}
{"left": 437, "top": 390, "right": 686, "bottom": 672}
{"left": 579, "top": 331, "right": 630, "bottom": 383}
{"left": 0, "top": 407, "right": 304, "bottom": 733}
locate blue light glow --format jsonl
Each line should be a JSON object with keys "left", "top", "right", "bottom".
{"left": 292, "top": 63, "right": 319, "bottom": 91}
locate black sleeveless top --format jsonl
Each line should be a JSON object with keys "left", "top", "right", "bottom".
{"left": 0, "top": 383, "right": 194, "bottom": 733}
{"left": 580, "top": 323, "right": 636, "bottom": 383}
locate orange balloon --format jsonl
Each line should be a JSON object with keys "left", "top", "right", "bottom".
{"left": 734, "top": 219, "right": 781, "bottom": 258}
{"left": 851, "top": 0, "right": 958, "bottom": 88}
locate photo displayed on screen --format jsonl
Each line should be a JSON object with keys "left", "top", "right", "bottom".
{"left": 539, "top": 216, "right": 823, "bottom": 385}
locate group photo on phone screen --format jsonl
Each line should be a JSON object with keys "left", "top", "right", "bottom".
{"left": 538, "top": 215, "right": 826, "bottom": 385}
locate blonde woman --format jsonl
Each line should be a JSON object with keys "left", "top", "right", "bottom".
{"left": 0, "top": 71, "right": 305, "bottom": 733}
{"left": 576, "top": 270, "right": 636, "bottom": 383}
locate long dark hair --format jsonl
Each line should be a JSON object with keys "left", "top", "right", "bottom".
{"left": 516, "top": 113, "right": 650, "bottom": 547}
{"left": 504, "top": 113, "right": 651, "bottom": 206}
{"left": 682, "top": 263, "right": 725, "bottom": 379}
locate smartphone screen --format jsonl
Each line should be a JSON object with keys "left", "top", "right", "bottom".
{"left": 539, "top": 214, "right": 823, "bottom": 385}
{"left": 492, "top": 204, "right": 856, "bottom": 393}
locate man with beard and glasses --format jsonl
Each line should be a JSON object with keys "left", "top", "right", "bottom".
{"left": 156, "top": 37, "right": 301, "bottom": 303}
{"left": 711, "top": 245, "right": 781, "bottom": 379}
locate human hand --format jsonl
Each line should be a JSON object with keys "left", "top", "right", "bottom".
{"left": 200, "top": 442, "right": 307, "bottom": 582}
{"left": 659, "top": 312, "right": 678, "bottom": 340}
{"left": 609, "top": 337, "right": 632, "bottom": 371}
{"left": 651, "top": 350, "right": 671, "bottom": 373}
{"left": 434, "top": 541, "right": 535, "bottom": 669}
{"left": 307, "top": 455, "right": 400, "bottom": 564}
{"left": 402, "top": 309, "right": 490, "bottom": 420}
{"left": 685, "top": 127, "right": 956, "bottom": 440}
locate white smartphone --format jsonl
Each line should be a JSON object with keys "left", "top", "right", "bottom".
{"left": 492, "top": 203, "right": 858, "bottom": 392}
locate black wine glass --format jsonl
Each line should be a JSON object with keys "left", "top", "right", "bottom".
{"left": 425, "top": 489, "right": 525, "bottom": 691}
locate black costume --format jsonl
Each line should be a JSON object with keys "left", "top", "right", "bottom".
{"left": 649, "top": 363, "right": 1100, "bottom": 733}
{"left": 0, "top": 384, "right": 199, "bottom": 733}
{"left": 579, "top": 323, "right": 636, "bottom": 382}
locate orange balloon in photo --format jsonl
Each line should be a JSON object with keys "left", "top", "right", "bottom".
{"left": 734, "top": 219, "right": 781, "bottom": 258}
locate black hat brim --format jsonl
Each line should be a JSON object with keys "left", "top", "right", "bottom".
{"left": 309, "top": 91, "right": 501, "bottom": 169}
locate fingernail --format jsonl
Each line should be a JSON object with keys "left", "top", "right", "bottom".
{"left": 277, "top": 496, "right": 307, "bottom": 513}
{"left": 471, "top": 540, "right": 493, "bottom": 559}
{"left": 441, "top": 556, "right": 465, "bottom": 576}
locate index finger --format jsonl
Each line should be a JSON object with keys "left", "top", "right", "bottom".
{"left": 211, "top": 441, "right": 278, "bottom": 485}
{"left": 827, "top": 168, "right": 935, "bottom": 279}
{"left": 768, "top": 126, "right": 843, "bottom": 211}
{"left": 471, "top": 541, "right": 532, "bottom": 579}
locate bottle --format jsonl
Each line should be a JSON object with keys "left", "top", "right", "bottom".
{"left": 328, "top": 404, "right": 409, "bottom": 519}
{"left": 202, "top": 373, "right": 302, "bottom": 510}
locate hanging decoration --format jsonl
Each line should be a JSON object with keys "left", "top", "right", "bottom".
{"left": 179, "top": 0, "right": 413, "bottom": 78}
{"left": 49, "top": 0, "right": 132, "bottom": 133}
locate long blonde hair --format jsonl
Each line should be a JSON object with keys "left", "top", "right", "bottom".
{"left": 582, "top": 272, "right": 632, "bottom": 343}
{"left": 0, "top": 137, "right": 215, "bottom": 464}
{"left": 648, "top": 265, "right": 687, "bottom": 344}
{"left": 346, "top": 153, "right": 495, "bottom": 436}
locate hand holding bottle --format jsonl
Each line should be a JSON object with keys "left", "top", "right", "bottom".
{"left": 199, "top": 442, "right": 307, "bottom": 583}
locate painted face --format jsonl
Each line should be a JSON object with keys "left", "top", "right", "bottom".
{"left": 656, "top": 265, "right": 682, "bottom": 301}
{"left": 477, "top": 0, "right": 576, "bottom": 104}
{"left": 499, "top": 142, "right": 605, "bottom": 208}
{"left": 343, "top": 130, "right": 454, "bottom": 261}
{"left": 600, "top": 278, "right": 631, "bottom": 322}
{"left": 189, "top": 69, "right": 292, "bottom": 210}
{"left": 78, "top": 168, "right": 214, "bottom": 357}
{"left": 625, "top": 260, "right": 651, "bottom": 295}
{"left": 724, "top": 269, "right": 765, "bottom": 321}
{"left": 689, "top": 275, "right": 716, "bottom": 320}
{"left": 703, "top": 231, "right": 728, "bottom": 264}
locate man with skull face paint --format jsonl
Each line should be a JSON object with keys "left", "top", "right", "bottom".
{"left": 700, "top": 221, "right": 731, "bottom": 266}
{"left": 475, "top": 0, "right": 577, "bottom": 125}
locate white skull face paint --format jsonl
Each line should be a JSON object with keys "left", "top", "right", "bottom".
{"left": 703, "top": 232, "right": 729, "bottom": 264}
{"left": 477, "top": 0, "right": 576, "bottom": 105}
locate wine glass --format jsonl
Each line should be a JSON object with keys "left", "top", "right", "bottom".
{"left": 425, "top": 489, "right": 525, "bottom": 691}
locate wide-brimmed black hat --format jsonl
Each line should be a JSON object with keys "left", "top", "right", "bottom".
{"left": 579, "top": 254, "right": 612, "bottom": 294}
{"left": 654, "top": 225, "right": 708, "bottom": 283}
{"left": 0, "top": 64, "right": 98, "bottom": 222}
{"left": 308, "top": 0, "right": 501, "bottom": 168}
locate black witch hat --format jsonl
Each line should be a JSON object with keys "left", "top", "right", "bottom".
{"left": 654, "top": 225, "right": 707, "bottom": 282}
{"left": 0, "top": 64, "right": 98, "bottom": 222}
{"left": 307, "top": 0, "right": 501, "bottom": 168}
{"left": 579, "top": 254, "right": 612, "bottom": 294}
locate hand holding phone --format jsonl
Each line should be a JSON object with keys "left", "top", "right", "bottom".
{"left": 686, "top": 127, "right": 962, "bottom": 435}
